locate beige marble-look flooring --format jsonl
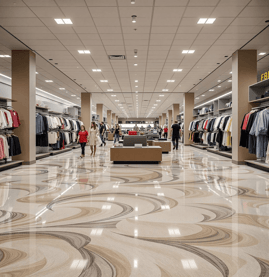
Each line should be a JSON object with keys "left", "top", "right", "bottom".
{"left": 0, "top": 142, "right": 268, "bottom": 277}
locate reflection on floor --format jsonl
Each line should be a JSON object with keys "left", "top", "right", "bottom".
{"left": 0, "top": 142, "right": 269, "bottom": 276}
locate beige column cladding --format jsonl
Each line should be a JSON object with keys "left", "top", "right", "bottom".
{"left": 232, "top": 50, "right": 257, "bottom": 164}
{"left": 81, "top": 93, "right": 92, "bottom": 132}
{"left": 116, "top": 115, "right": 118, "bottom": 124}
{"left": 162, "top": 113, "right": 166, "bottom": 127}
{"left": 172, "top": 104, "right": 179, "bottom": 123}
{"left": 159, "top": 115, "right": 162, "bottom": 125}
{"left": 12, "top": 50, "right": 36, "bottom": 165}
{"left": 168, "top": 110, "right": 172, "bottom": 139}
{"left": 107, "top": 110, "right": 112, "bottom": 127}
{"left": 183, "top": 93, "right": 194, "bottom": 146}
{"left": 112, "top": 113, "right": 116, "bottom": 126}
{"left": 96, "top": 104, "right": 104, "bottom": 123}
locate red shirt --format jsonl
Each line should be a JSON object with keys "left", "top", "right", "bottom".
{"left": 164, "top": 128, "right": 168, "bottom": 133}
{"left": 78, "top": 131, "right": 88, "bottom": 143}
{"left": 8, "top": 110, "right": 21, "bottom": 128}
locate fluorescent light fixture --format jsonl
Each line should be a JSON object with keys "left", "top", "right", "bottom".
{"left": 0, "top": 55, "right": 11, "bottom": 57}
{"left": 131, "top": 0, "right": 135, "bottom": 4}
{"left": 218, "top": 80, "right": 221, "bottom": 82}
{"left": 206, "top": 18, "right": 216, "bottom": 24}
{"left": 218, "top": 85, "right": 221, "bottom": 87}
{"left": 135, "top": 80, "right": 138, "bottom": 82}
{"left": 194, "top": 91, "right": 232, "bottom": 109}
{"left": 92, "top": 69, "right": 101, "bottom": 72}
{"left": 162, "top": 89, "right": 169, "bottom": 91}
{"left": 182, "top": 50, "right": 195, "bottom": 54}
{"left": 132, "top": 15, "right": 137, "bottom": 23}
{"left": 45, "top": 80, "right": 53, "bottom": 82}
{"left": 167, "top": 80, "right": 175, "bottom": 82}
{"left": 100, "top": 80, "right": 108, "bottom": 82}
{"left": 197, "top": 18, "right": 207, "bottom": 24}
{"left": 259, "top": 52, "right": 266, "bottom": 55}
{"left": 134, "top": 64, "right": 138, "bottom": 66}
{"left": 115, "top": 100, "right": 119, "bottom": 102}
{"left": 0, "top": 73, "right": 11, "bottom": 79}
{"left": 228, "top": 80, "right": 232, "bottom": 82}
{"left": 202, "top": 94, "right": 205, "bottom": 96}
{"left": 196, "top": 97, "right": 199, "bottom": 99}
{"left": 63, "top": 18, "right": 73, "bottom": 24}
{"left": 135, "top": 91, "right": 138, "bottom": 93}
{"left": 209, "top": 89, "right": 214, "bottom": 91}
{"left": 173, "top": 69, "right": 183, "bottom": 72}
{"left": 156, "top": 100, "right": 161, "bottom": 102}
{"left": 71, "top": 95, "right": 76, "bottom": 97}
{"left": 107, "top": 89, "right": 113, "bottom": 91}
{"left": 54, "top": 19, "right": 64, "bottom": 24}
{"left": 78, "top": 50, "right": 91, "bottom": 54}
{"left": 230, "top": 71, "right": 232, "bottom": 74}
{"left": 134, "top": 54, "right": 137, "bottom": 57}
{"left": 36, "top": 72, "right": 38, "bottom": 74}
{"left": 159, "top": 95, "right": 164, "bottom": 96}
{"left": 59, "top": 88, "right": 65, "bottom": 90}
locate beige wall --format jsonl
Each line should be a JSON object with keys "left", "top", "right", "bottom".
{"left": 96, "top": 104, "right": 103, "bottom": 123}
{"left": 112, "top": 113, "right": 116, "bottom": 126}
{"left": 12, "top": 50, "right": 36, "bottom": 165}
{"left": 168, "top": 110, "right": 172, "bottom": 138}
{"left": 183, "top": 93, "right": 194, "bottom": 146}
{"left": 172, "top": 104, "right": 179, "bottom": 122}
{"left": 107, "top": 110, "right": 112, "bottom": 126}
{"left": 81, "top": 93, "right": 92, "bottom": 132}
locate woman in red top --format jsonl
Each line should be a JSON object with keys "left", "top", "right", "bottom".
{"left": 163, "top": 126, "right": 168, "bottom": 139}
{"left": 77, "top": 125, "right": 88, "bottom": 158}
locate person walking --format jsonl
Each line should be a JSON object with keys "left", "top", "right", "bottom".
{"left": 163, "top": 126, "right": 168, "bottom": 139}
{"left": 158, "top": 126, "right": 163, "bottom": 139}
{"left": 77, "top": 125, "right": 88, "bottom": 158}
{"left": 89, "top": 122, "right": 98, "bottom": 157}
{"left": 99, "top": 122, "right": 106, "bottom": 147}
{"left": 171, "top": 121, "right": 180, "bottom": 150}
{"left": 113, "top": 123, "right": 121, "bottom": 145}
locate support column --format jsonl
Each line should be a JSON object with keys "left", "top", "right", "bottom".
{"left": 116, "top": 115, "right": 118, "bottom": 124}
{"left": 183, "top": 93, "right": 194, "bottom": 146}
{"left": 162, "top": 113, "right": 166, "bottom": 127}
{"left": 168, "top": 110, "right": 172, "bottom": 139}
{"left": 81, "top": 93, "right": 92, "bottom": 131}
{"left": 96, "top": 104, "right": 104, "bottom": 123}
{"left": 232, "top": 50, "right": 257, "bottom": 164}
{"left": 112, "top": 113, "right": 116, "bottom": 126}
{"left": 172, "top": 104, "right": 179, "bottom": 123}
{"left": 107, "top": 110, "right": 112, "bottom": 127}
{"left": 159, "top": 115, "right": 162, "bottom": 125}
{"left": 12, "top": 50, "right": 36, "bottom": 165}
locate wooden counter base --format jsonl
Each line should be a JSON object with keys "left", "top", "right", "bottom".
{"left": 110, "top": 146, "right": 162, "bottom": 163}
{"left": 153, "top": 141, "right": 171, "bottom": 153}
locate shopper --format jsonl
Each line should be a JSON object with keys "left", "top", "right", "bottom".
{"left": 158, "top": 126, "right": 163, "bottom": 139}
{"left": 77, "top": 125, "right": 88, "bottom": 158}
{"left": 163, "top": 126, "right": 168, "bottom": 139}
{"left": 113, "top": 123, "right": 121, "bottom": 145}
{"left": 89, "top": 122, "right": 98, "bottom": 157}
{"left": 99, "top": 122, "right": 106, "bottom": 147}
{"left": 171, "top": 121, "right": 180, "bottom": 150}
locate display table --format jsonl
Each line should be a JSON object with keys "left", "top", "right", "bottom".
{"left": 110, "top": 146, "right": 162, "bottom": 163}
{"left": 153, "top": 141, "right": 171, "bottom": 153}
{"left": 147, "top": 140, "right": 154, "bottom": 146}
{"left": 108, "top": 133, "right": 114, "bottom": 141}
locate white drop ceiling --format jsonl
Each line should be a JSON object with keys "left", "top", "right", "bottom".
{"left": 0, "top": 0, "right": 268, "bottom": 118}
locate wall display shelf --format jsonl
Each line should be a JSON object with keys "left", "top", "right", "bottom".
{"left": 36, "top": 106, "right": 48, "bottom": 110}
{"left": 218, "top": 107, "right": 232, "bottom": 113}
{"left": 207, "top": 148, "right": 232, "bottom": 159}
{"left": 0, "top": 97, "right": 16, "bottom": 103}
{"left": 245, "top": 160, "right": 269, "bottom": 173}
{"left": 249, "top": 78, "right": 269, "bottom": 102}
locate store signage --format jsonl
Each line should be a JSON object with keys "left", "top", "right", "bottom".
{"left": 260, "top": 71, "right": 269, "bottom": 81}
{"left": 258, "top": 66, "right": 269, "bottom": 81}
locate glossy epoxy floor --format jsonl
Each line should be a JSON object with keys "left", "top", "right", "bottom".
{"left": 0, "top": 143, "right": 269, "bottom": 276}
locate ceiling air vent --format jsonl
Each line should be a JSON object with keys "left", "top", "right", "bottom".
{"left": 108, "top": 55, "right": 126, "bottom": 60}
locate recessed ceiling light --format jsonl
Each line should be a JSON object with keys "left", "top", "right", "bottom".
{"left": 173, "top": 69, "right": 183, "bottom": 72}
{"left": 92, "top": 69, "right": 101, "bottom": 72}
{"left": 0, "top": 55, "right": 10, "bottom": 58}
{"left": 218, "top": 80, "right": 221, "bottom": 82}
{"left": 228, "top": 80, "right": 232, "bottom": 82}
{"left": 71, "top": 95, "right": 76, "bottom": 97}
{"left": 197, "top": 18, "right": 207, "bottom": 24}
{"left": 78, "top": 50, "right": 91, "bottom": 54}
{"left": 230, "top": 71, "right": 232, "bottom": 74}
{"left": 134, "top": 64, "right": 138, "bottom": 66}
{"left": 36, "top": 72, "right": 38, "bottom": 74}
{"left": 59, "top": 88, "right": 65, "bottom": 90}
{"left": 54, "top": 18, "right": 73, "bottom": 24}
{"left": 131, "top": 0, "right": 135, "bottom": 4}
{"left": 111, "top": 95, "right": 116, "bottom": 97}
{"left": 159, "top": 95, "right": 164, "bottom": 97}
{"left": 156, "top": 100, "right": 161, "bottom": 102}
{"left": 115, "top": 100, "right": 119, "bottom": 102}
{"left": 218, "top": 85, "right": 221, "bottom": 88}
{"left": 182, "top": 50, "right": 195, "bottom": 54}
{"left": 100, "top": 80, "right": 108, "bottom": 82}
{"left": 162, "top": 89, "right": 169, "bottom": 92}
{"left": 132, "top": 15, "right": 137, "bottom": 23}
{"left": 167, "top": 80, "right": 175, "bottom": 82}
{"left": 196, "top": 97, "right": 199, "bottom": 99}
{"left": 259, "top": 52, "right": 266, "bottom": 55}
{"left": 45, "top": 80, "right": 53, "bottom": 82}
{"left": 202, "top": 95, "right": 205, "bottom": 97}
{"left": 135, "top": 80, "right": 138, "bottom": 82}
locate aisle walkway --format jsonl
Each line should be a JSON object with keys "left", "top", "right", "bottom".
{"left": 0, "top": 143, "right": 268, "bottom": 276}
